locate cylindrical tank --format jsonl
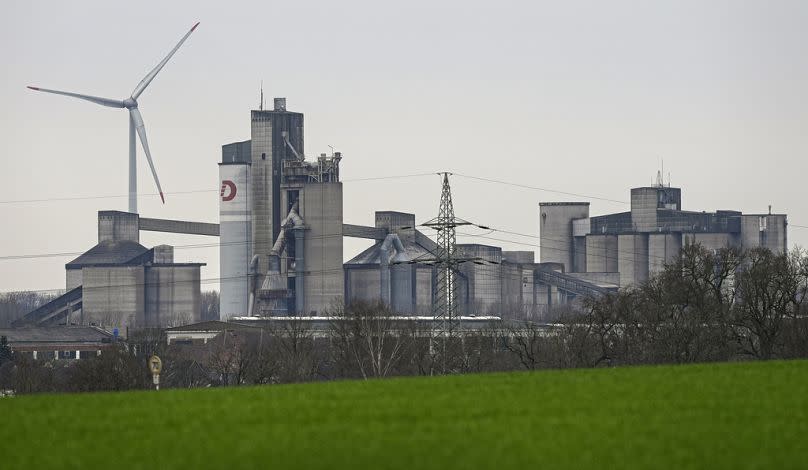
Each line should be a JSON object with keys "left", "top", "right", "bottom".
{"left": 219, "top": 162, "right": 251, "bottom": 319}
{"left": 539, "top": 202, "right": 590, "bottom": 272}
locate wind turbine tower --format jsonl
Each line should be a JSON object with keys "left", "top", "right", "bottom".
{"left": 28, "top": 22, "right": 200, "bottom": 214}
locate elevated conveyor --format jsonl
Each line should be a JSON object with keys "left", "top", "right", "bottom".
{"left": 534, "top": 269, "right": 615, "bottom": 299}
{"left": 12, "top": 286, "right": 83, "bottom": 327}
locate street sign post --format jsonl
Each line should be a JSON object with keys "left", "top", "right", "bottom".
{"left": 148, "top": 355, "right": 162, "bottom": 391}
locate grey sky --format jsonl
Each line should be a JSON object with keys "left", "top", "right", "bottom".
{"left": 1, "top": 0, "right": 807, "bottom": 292}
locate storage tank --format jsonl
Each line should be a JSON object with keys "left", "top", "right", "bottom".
{"left": 539, "top": 202, "right": 590, "bottom": 272}
{"left": 219, "top": 159, "right": 252, "bottom": 319}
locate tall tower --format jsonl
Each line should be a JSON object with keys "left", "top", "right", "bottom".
{"left": 221, "top": 99, "right": 344, "bottom": 317}
{"left": 219, "top": 140, "right": 252, "bottom": 319}
{"left": 250, "top": 98, "right": 304, "bottom": 271}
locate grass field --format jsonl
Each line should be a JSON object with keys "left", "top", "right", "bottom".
{"left": 2, "top": 360, "right": 807, "bottom": 469}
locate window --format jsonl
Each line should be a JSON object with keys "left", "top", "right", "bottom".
{"left": 79, "top": 350, "right": 97, "bottom": 359}
{"left": 58, "top": 350, "right": 76, "bottom": 360}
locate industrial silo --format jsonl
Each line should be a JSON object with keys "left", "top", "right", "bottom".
{"left": 219, "top": 141, "right": 252, "bottom": 319}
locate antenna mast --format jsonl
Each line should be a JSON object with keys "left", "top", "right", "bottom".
{"left": 259, "top": 80, "right": 264, "bottom": 111}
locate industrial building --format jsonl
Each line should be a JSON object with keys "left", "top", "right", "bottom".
{"left": 343, "top": 211, "right": 611, "bottom": 318}
{"left": 540, "top": 181, "right": 788, "bottom": 288}
{"left": 16, "top": 99, "right": 785, "bottom": 326}
{"left": 0, "top": 326, "right": 116, "bottom": 360}
{"left": 15, "top": 211, "right": 206, "bottom": 332}
{"left": 220, "top": 98, "right": 343, "bottom": 318}
{"left": 219, "top": 99, "right": 617, "bottom": 320}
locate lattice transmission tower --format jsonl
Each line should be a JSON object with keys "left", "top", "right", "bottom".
{"left": 421, "top": 172, "right": 471, "bottom": 337}
{"left": 393, "top": 173, "right": 498, "bottom": 372}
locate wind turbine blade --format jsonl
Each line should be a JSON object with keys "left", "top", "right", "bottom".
{"left": 129, "top": 107, "right": 165, "bottom": 204}
{"left": 26, "top": 86, "right": 125, "bottom": 108}
{"left": 131, "top": 22, "right": 200, "bottom": 99}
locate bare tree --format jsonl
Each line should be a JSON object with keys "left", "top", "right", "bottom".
{"left": 504, "top": 320, "right": 546, "bottom": 370}
{"left": 67, "top": 346, "right": 148, "bottom": 392}
{"left": 200, "top": 291, "right": 220, "bottom": 321}
{"left": 329, "top": 301, "right": 409, "bottom": 379}
{"left": 267, "top": 318, "right": 319, "bottom": 383}
{"left": 207, "top": 330, "right": 262, "bottom": 386}
{"left": 0, "top": 336, "right": 12, "bottom": 366}
{"left": 0, "top": 291, "right": 57, "bottom": 327}
{"left": 732, "top": 248, "right": 805, "bottom": 359}
{"left": 7, "top": 356, "right": 55, "bottom": 394}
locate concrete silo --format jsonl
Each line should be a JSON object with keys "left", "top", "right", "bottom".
{"left": 539, "top": 202, "right": 589, "bottom": 272}
{"left": 219, "top": 141, "right": 252, "bottom": 319}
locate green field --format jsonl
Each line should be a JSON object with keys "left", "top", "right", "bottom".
{"left": 3, "top": 360, "right": 807, "bottom": 469}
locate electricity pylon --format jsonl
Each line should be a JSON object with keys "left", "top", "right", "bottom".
{"left": 396, "top": 172, "right": 498, "bottom": 373}
{"left": 421, "top": 172, "right": 471, "bottom": 338}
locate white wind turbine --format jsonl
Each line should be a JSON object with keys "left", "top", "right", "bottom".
{"left": 28, "top": 22, "right": 200, "bottom": 214}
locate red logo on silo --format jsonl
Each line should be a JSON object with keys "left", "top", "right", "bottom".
{"left": 221, "top": 180, "right": 237, "bottom": 201}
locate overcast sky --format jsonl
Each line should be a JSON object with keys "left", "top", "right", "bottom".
{"left": 1, "top": 0, "right": 807, "bottom": 293}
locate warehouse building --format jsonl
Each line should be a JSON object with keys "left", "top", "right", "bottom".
{"left": 0, "top": 326, "right": 116, "bottom": 360}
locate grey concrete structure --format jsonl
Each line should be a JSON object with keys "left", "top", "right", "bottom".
{"left": 585, "top": 234, "right": 618, "bottom": 273}
{"left": 630, "top": 187, "right": 681, "bottom": 232}
{"left": 17, "top": 211, "right": 205, "bottom": 333}
{"left": 541, "top": 183, "right": 788, "bottom": 289}
{"left": 345, "top": 212, "right": 434, "bottom": 314}
{"left": 139, "top": 217, "right": 220, "bottom": 237}
{"left": 297, "top": 182, "right": 344, "bottom": 313}
{"left": 344, "top": 210, "right": 612, "bottom": 320}
{"left": 457, "top": 244, "right": 503, "bottom": 315}
{"left": 223, "top": 99, "right": 345, "bottom": 316}
{"left": 539, "top": 202, "right": 589, "bottom": 273}
{"left": 81, "top": 265, "right": 146, "bottom": 329}
{"left": 342, "top": 224, "right": 388, "bottom": 240}
{"left": 648, "top": 233, "right": 682, "bottom": 274}
{"left": 145, "top": 264, "right": 201, "bottom": 327}
{"left": 617, "top": 234, "right": 649, "bottom": 287}
{"left": 250, "top": 100, "right": 304, "bottom": 272}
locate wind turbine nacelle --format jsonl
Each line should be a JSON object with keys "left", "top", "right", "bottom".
{"left": 123, "top": 98, "right": 138, "bottom": 109}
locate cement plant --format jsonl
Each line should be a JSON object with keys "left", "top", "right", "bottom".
{"left": 0, "top": 15, "right": 795, "bottom": 376}
{"left": 5, "top": 91, "right": 789, "bottom": 336}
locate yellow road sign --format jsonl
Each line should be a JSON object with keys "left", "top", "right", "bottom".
{"left": 148, "top": 355, "right": 162, "bottom": 375}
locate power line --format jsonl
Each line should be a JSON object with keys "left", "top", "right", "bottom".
{"left": 452, "top": 172, "right": 629, "bottom": 205}
{"left": 0, "top": 232, "right": 348, "bottom": 262}
{"left": 0, "top": 188, "right": 215, "bottom": 205}
{"left": 0, "top": 173, "right": 435, "bottom": 205}
{"left": 0, "top": 268, "right": 348, "bottom": 296}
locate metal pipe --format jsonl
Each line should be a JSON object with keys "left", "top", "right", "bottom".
{"left": 247, "top": 254, "right": 261, "bottom": 317}
{"left": 259, "top": 203, "right": 306, "bottom": 315}
{"left": 294, "top": 227, "right": 305, "bottom": 314}
{"left": 379, "top": 234, "right": 406, "bottom": 306}
{"left": 129, "top": 115, "right": 137, "bottom": 214}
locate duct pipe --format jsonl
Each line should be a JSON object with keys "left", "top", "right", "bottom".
{"left": 247, "top": 254, "right": 261, "bottom": 317}
{"left": 379, "top": 234, "right": 406, "bottom": 306}
{"left": 260, "top": 203, "right": 305, "bottom": 314}
{"left": 294, "top": 227, "right": 305, "bottom": 314}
